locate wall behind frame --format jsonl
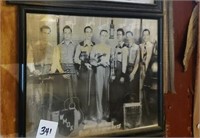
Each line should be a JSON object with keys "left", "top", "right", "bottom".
{"left": 0, "top": 0, "right": 18, "bottom": 136}
{"left": 0, "top": 0, "right": 196, "bottom": 136}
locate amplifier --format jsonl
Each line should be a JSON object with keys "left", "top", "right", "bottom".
{"left": 123, "top": 102, "right": 142, "bottom": 129}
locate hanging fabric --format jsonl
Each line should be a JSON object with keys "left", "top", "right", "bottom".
{"left": 183, "top": 4, "right": 198, "bottom": 72}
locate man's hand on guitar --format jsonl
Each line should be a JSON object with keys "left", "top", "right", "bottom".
{"left": 85, "top": 63, "right": 92, "bottom": 70}
{"left": 102, "top": 62, "right": 109, "bottom": 67}
{"left": 48, "top": 69, "right": 55, "bottom": 74}
{"left": 49, "top": 68, "right": 64, "bottom": 74}
{"left": 63, "top": 74, "right": 71, "bottom": 79}
{"left": 33, "top": 70, "right": 42, "bottom": 76}
{"left": 98, "top": 57, "right": 109, "bottom": 67}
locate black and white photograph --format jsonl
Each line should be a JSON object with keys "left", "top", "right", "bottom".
{"left": 26, "top": 13, "right": 160, "bottom": 137}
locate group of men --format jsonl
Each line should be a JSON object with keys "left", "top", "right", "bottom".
{"left": 27, "top": 24, "right": 157, "bottom": 130}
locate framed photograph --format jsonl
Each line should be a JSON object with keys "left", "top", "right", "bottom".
{"left": 16, "top": 1, "right": 164, "bottom": 137}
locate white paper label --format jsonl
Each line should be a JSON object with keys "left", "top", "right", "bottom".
{"left": 36, "top": 120, "right": 58, "bottom": 138}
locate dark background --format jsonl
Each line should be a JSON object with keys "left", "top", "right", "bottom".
{"left": 0, "top": 0, "right": 197, "bottom": 136}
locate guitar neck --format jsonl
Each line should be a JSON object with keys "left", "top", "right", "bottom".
{"left": 29, "top": 72, "right": 71, "bottom": 77}
{"left": 67, "top": 75, "right": 74, "bottom": 103}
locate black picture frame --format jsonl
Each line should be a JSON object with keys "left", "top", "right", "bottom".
{"left": 10, "top": 1, "right": 164, "bottom": 137}
{"left": 7, "top": 0, "right": 163, "bottom": 13}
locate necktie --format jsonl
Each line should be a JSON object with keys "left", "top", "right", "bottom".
{"left": 143, "top": 43, "right": 147, "bottom": 62}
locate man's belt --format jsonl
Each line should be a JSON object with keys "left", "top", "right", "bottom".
{"left": 96, "top": 64, "right": 110, "bottom": 68}
{"left": 61, "top": 63, "right": 76, "bottom": 74}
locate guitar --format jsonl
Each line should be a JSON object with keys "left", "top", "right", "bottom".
{"left": 79, "top": 51, "right": 89, "bottom": 63}
{"left": 58, "top": 72, "right": 83, "bottom": 136}
{"left": 96, "top": 53, "right": 107, "bottom": 63}
{"left": 28, "top": 72, "right": 83, "bottom": 128}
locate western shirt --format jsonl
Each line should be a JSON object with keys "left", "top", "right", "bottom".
{"left": 58, "top": 40, "right": 76, "bottom": 64}
{"left": 74, "top": 40, "right": 95, "bottom": 64}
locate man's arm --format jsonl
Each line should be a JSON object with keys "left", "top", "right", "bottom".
{"left": 122, "top": 47, "right": 128, "bottom": 74}
{"left": 74, "top": 44, "right": 81, "bottom": 65}
{"left": 145, "top": 43, "right": 154, "bottom": 70}
{"left": 50, "top": 45, "right": 64, "bottom": 73}
{"left": 120, "top": 46, "right": 128, "bottom": 83}
{"left": 130, "top": 48, "right": 140, "bottom": 81}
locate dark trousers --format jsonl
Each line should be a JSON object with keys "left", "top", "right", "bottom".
{"left": 110, "top": 62, "right": 125, "bottom": 123}
{"left": 61, "top": 63, "right": 77, "bottom": 97}
{"left": 77, "top": 65, "right": 96, "bottom": 120}
{"left": 124, "top": 66, "right": 140, "bottom": 103}
{"left": 142, "top": 88, "right": 158, "bottom": 125}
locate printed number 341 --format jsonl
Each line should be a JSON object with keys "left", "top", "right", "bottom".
{"left": 40, "top": 126, "right": 52, "bottom": 136}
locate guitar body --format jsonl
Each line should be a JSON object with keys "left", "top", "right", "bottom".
{"left": 64, "top": 97, "right": 82, "bottom": 124}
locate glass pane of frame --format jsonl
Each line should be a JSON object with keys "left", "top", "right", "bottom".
{"left": 24, "top": 12, "right": 162, "bottom": 137}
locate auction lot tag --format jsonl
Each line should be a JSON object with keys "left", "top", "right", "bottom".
{"left": 36, "top": 120, "right": 58, "bottom": 138}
